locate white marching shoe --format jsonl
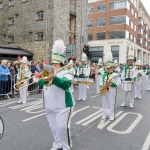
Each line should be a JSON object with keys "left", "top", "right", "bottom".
{"left": 109, "top": 116, "right": 114, "bottom": 121}
{"left": 129, "top": 104, "right": 133, "bottom": 108}
{"left": 120, "top": 103, "right": 126, "bottom": 107}
{"left": 102, "top": 116, "right": 107, "bottom": 120}
{"left": 17, "top": 100, "right": 22, "bottom": 104}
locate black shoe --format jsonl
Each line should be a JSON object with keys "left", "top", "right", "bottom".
{"left": 57, "top": 148, "right": 63, "bottom": 150}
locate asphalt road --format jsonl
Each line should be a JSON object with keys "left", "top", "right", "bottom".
{"left": 0, "top": 79, "right": 150, "bottom": 150}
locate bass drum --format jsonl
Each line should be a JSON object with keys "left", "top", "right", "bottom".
{"left": 0, "top": 116, "right": 4, "bottom": 139}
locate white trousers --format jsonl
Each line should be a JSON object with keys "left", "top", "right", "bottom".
{"left": 46, "top": 107, "right": 73, "bottom": 150}
{"left": 146, "top": 76, "right": 150, "bottom": 89}
{"left": 96, "top": 76, "right": 101, "bottom": 94}
{"left": 102, "top": 88, "right": 116, "bottom": 118}
{"left": 134, "top": 79, "right": 142, "bottom": 98}
{"left": 79, "top": 84, "right": 87, "bottom": 99}
{"left": 19, "top": 81, "right": 27, "bottom": 103}
{"left": 124, "top": 87, "right": 134, "bottom": 106}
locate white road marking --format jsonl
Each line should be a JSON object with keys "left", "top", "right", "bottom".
{"left": 72, "top": 106, "right": 90, "bottom": 118}
{"left": 9, "top": 100, "right": 42, "bottom": 109}
{"left": 82, "top": 113, "right": 103, "bottom": 126}
{"left": 21, "top": 104, "right": 42, "bottom": 111}
{"left": 76, "top": 110, "right": 102, "bottom": 125}
{"left": 90, "top": 94, "right": 100, "bottom": 99}
{"left": 22, "top": 113, "right": 46, "bottom": 122}
{"left": 23, "top": 106, "right": 90, "bottom": 122}
{"left": 141, "top": 132, "right": 150, "bottom": 150}
{"left": 107, "top": 112, "right": 143, "bottom": 134}
{"left": 0, "top": 98, "right": 36, "bottom": 107}
{"left": 97, "top": 111, "right": 124, "bottom": 129}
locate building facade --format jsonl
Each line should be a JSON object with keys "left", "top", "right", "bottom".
{"left": 88, "top": 0, "right": 150, "bottom": 64}
{"left": 0, "top": 0, "right": 88, "bottom": 61}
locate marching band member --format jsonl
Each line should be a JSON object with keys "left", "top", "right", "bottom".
{"left": 100, "top": 51, "right": 120, "bottom": 121}
{"left": 77, "top": 53, "right": 90, "bottom": 101}
{"left": 95, "top": 59, "right": 104, "bottom": 94}
{"left": 38, "top": 40, "right": 75, "bottom": 150}
{"left": 113, "top": 60, "right": 121, "bottom": 86}
{"left": 134, "top": 60, "right": 144, "bottom": 99}
{"left": 121, "top": 50, "right": 137, "bottom": 108}
{"left": 145, "top": 61, "right": 150, "bottom": 91}
{"left": 17, "top": 56, "right": 31, "bottom": 104}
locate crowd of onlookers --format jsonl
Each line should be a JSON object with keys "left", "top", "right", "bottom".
{"left": 0, "top": 56, "right": 46, "bottom": 100}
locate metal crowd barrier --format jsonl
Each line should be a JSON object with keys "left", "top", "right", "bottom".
{"left": 0, "top": 74, "right": 12, "bottom": 100}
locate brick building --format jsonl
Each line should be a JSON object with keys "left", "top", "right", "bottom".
{"left": 88, "top": 0, "right": 150, "bottom": 64}
{"left": 0, "top": 0, "right": 88, "bottom": 61}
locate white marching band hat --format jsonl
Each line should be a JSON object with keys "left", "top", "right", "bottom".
{"left": 21, "top": 56, "right": 30, "bottom": 65}
{"left": 128, "top": 50, "right": 134, "bottom": 60}
{"left": 82, "top": 52, "right": 87, "bottom": 62}
{"left": 51, "top": 39, "right": 66, "bottom": 64}
{"left": 104, "top": 51, "right": 114, "bottom": 68}
{"left": 136, "top": 60, "right": 142, "bottom": 66}
{"left": 98, "top": 58, "right": 103, "bottom": 66}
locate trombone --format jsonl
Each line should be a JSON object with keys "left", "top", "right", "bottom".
{"left": 14, "top": 63, "right": 73, "bottom": 90}
{"left": 14, "top": 75, "right": 39, "bottom": 91}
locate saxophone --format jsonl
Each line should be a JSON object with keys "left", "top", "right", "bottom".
{"left": 100, "top": 78, "right": 112, "bottom": 95}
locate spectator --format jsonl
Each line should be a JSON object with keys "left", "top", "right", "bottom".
{"left": 0, "top": 60, "right": 11, "bottom": 100}
{"left": 14, "top": 63, "right": 19, "bottom": 74}
{"left": 9, "top": 64, "right": 16, "bottom": 98}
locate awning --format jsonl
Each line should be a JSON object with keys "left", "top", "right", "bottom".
{"left": 0, "top": 46, "right": 33, "bottom": 56}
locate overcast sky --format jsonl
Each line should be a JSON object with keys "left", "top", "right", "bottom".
{"left": 141, "top": 0, "right": 150, "bottom": 15}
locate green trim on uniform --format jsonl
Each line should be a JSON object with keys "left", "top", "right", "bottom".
{"left": 38, "top": 79, "right": 48, "bottom": 88}
{"left": 67, "top": 107, "right": 72, "bottom": 150}
{"left": 52, "top": 76, "right": 73, "bottom": 107}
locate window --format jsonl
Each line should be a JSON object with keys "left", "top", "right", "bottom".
{"left": 97, "top": 18, "right": 106, "bottom": 26}
{"left": 88, "top": 20, "right": 93, "bottom": 27}
{"left": 88, "top": 7, "right": 93, "bottom": 14}
{"left": 131, "top": 8, "right": 134, "bottom": 16}
{"left": 137, "top": 38, "right": 140, "bottom": 43}
{"left": 110, "top": 16, "right": 126, "bottom": 25}
{"left": 0, "top": 2, "right": 3, "bottom": 9}
{"left": 134, "top": 25, "right": 137, "bottom": 31}
{"left": 131, "top": 22, "right": 134, "bottom": 29}
{"left": 36, "top": 32, "right": 44, "bottom": 41}
{"left": 97, "top": 4, "right": 106, "bottom": 12}
{"left": 110, "top": 1, "right": 126, "bottom": 10}
{"left": 97, "top": 32, "right": 106, "bottom": 40}
{"left": 8, "top": 17, "right": 15, "bottom": 25}
{"left": 110, "top": 30, "right": 125, "bottom": 39}
{"left": 9, "top": 0, "right": 15, "bottom": 6}
{"left": 88, "top": 34, "right": 93, "bottom": 41}
{"left": 8, "top": 36, "right": 14, "bottom": 43}
{"left": 37, "top": 11, "right": 44, "bottom": 20}
{"left": 135, "top": 12, "right": 137, "bottom": 19}
{"left": 111, "top": 45, "right": 119, "bottom": 61}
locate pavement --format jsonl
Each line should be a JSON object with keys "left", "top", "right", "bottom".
{"left": 0, "top": 79, "right": 150, "bottom": 150}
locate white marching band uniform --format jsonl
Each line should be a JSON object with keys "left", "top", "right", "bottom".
{"left": 145, "top": 62, "right": 150, "bottom": 91}
{"left": 121, "top": 50, "right": 137, "bottom": 108}
{"left": 38, "top": 39, "right": 75, "bottom": 150}
{"left": 95, "top": 58, "right": 104, "bottom": 94}
{"left": 77, "top": 53, "right": 90, "bottom": 101}
{"left": 100, "top": 52, "right": 120, "bottom": 121}
{"left": 17, "top": 56, "right": 31, "bottom": 104}
{"left": 96, "top": 67, "right": 104, "bottom": 95}
{"left": 134, "top": 60, "right": 145, "bottom": 99}
{"left": 42, "top": 70, "right": 75, "bottom": 150}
